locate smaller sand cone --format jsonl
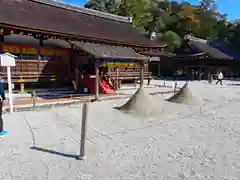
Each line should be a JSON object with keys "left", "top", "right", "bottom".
{"left": 167, "top": 83, "right": 203, "bottom": 105}
{"left": 116, "top": 87, "right": 160, "bottom": 117}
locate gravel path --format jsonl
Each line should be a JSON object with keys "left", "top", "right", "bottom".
{"left": 1, "top": 80, "right": 240, "bottom": 179}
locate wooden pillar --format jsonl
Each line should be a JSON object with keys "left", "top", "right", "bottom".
{"left": 20, "top": 83, "right": 25, "bottom": 93}
{"left": 157, "top": 61, "right": 161, "bottom": 77}
{"left": 39, "top": 39, "right": 44, "bottom": 47}
{"left": 115, "top": 67, "right": 119, "bottom": 90}
{"left": 139, "top": 61, "right": 144, "bottom": 87}
{"left": 37, "top": 55, "right": 41, "bottom": 74}
{"left": 118, "top": 79, "right": 121, "bottom": 89}
{"left": 75, "top": 67, "right": 79, "bottom": 91}
{"left": 95, "top": 59, "right": 100, "bottom": 101}
{"left": 199, "top": 67, "right": 202, "bottom": 81}
{"left": 0, "top": 35, "right": 4, "bottom": 42}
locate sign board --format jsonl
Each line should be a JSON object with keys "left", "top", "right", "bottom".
{"left": 100, "top": 59, "right": 139, "bottom": 68}
{"left": 0, "top": 52, "right": 16, "bottom": 113}
{"left": 100, "top": 62, "right": 139, "bottom": 68}
{"left": 1, "top": 44, "right": 68, "bottom": 56}
{"left": 0, "top": 53, "right": 16, "bottom": 67}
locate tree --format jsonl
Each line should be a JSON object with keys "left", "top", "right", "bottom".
{"left": 119, "top": 0, "right": 152, "bottom": 28}
{"left": 84, "top": 0, "right": 121, "bottom": 14}
{"left": 144, "top": 1, "right": 183, "bottom": 52}
{"left": 83, "top": 0, "right": 240, "bottom": 53}
{"left": 161, "top": 31, "right": 182, "bottom": 52}
{"left": 199, "top": 0, "right": 216, "bottom": 12}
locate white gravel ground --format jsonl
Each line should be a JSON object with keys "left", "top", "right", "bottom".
{"left": 1, "top": 80, "right": 240, "bottom": 180}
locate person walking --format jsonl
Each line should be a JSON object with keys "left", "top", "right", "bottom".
{"left": 216, "top": 71, "right": 224, "bottom": 85}
{"left": 0, "top": 75, "right": 6, "bottom": 136}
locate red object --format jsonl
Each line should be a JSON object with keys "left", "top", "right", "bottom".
{"left": 84, "top": 78, "right": 115, "bottom": 94}
{"left": 99, "top": 80, "right": 115, "bottom": 94}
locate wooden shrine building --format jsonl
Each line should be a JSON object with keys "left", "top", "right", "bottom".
{"left": 0, "top": 0, "right": 166, "bottom": 99}
{"left": 159, "top": 35, "right": 240, "bottom": 80}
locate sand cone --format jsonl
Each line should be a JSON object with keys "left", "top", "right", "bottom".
{"left": 116, "top": 87, "right": 160, "bottom": 117}
{"left": 167, "top": 83, "right": 203, "bottom": 105}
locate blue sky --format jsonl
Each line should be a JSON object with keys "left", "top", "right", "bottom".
{"left": 62, "top": 0, "right": 240, "bottom": 20}
{"left": 183, "top": 0, "right": 240, "bottom": 20}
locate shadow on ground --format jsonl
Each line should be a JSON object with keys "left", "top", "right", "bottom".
{"left": 228, "top": 83, "right": 240, "bottom": 86}
{"left": 30, "top": 146, "right": 79, "bottom": 160}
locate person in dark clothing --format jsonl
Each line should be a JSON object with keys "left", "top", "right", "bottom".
{"left": 0, "top": 75, "right": 6, "bottom": 133}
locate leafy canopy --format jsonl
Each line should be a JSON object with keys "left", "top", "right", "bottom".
{"left": 84, "top": 0, "right": 240, "bottom": 52}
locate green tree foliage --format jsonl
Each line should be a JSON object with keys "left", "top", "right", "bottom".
{"left": 84, "top": 0, "right": 121, "bottom": 14}
{"left": 119, "top": 0, "right": 152, "bottom": 28}
{"left": 84, "top": 0, "right": 240, "bottom": 53}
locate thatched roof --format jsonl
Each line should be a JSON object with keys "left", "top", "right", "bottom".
{"left": 0, "top": 0, "right": 165, "bottom": 47}
{"left": 70, "top": 41, "right": 149, "bottom": 60}
{"left": 185, "top": 35, "right": 233, "bottom": 60}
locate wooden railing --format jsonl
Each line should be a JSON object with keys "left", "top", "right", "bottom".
{"left": 1, "top": 72, "right": 68, "bottom": 83}
{"left": 0, "top": 58, "right": 70, "bottom": 83}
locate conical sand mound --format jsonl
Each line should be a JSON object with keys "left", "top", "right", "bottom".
{"left": 167, "top": 83, "right": 203, "bottom": 105}
{"left": 116, "top": 87, "right": 160, "bottom": 117}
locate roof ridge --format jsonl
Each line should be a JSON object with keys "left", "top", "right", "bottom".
{"left": 29, "top": 0, "right": 131, "bottom": 23}
{"left": 185, "top": 35, "right": 207, "bottom": 43}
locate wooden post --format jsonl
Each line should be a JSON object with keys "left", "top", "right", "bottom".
{"left": 31, "top": 91, "right": 36, "bottom": 109}
{"left": 0, "top": 35, "right": 4, "bottom": 43}
{"left": 139, "top": 61, "right": 144, "bottom": 87}
{"left": 78, "top": 103, "right": 88, "bottom": 160}
{"left": 174, "top": 82, "right": 177, "bottom": 93}
{"left": 75, "top": 67, "right": 79, "bottom": 92}
{"left": 118, "top": 79, "right": 121, "bottom": 89}
{"left": 199, "top": 67, "right": 202, "bottom": 81}
{"left": 158, "top": 61, "right": 161, "bottom": 77}
{"left": 95, "top": 59, "right": 100, "bottom": 101}
{"left": 115, "top": 67, "right": 119, "bottom": 90}
{"left": 20, "top": 83, "right": 24, "bottom": 93}
{"left": 37, "top": 55, "right": 41, "bottom": 74}
{"left": 7, "top": 66, "right": 13, "bottom": 113}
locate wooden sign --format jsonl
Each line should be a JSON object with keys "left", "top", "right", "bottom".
{"left": 100, "top": 62, "right": 139, "bottom": 68}
{"left": 100, "top": 59, "right": 139, "bottom": 68}
{"left": 2, "top": 45, "right": 20, "bottom": 54}
{"left": 21, "top": 47, "right": 38, "bottom": 55}
{"left": 39, "top": 48, "right": 55, "bottom": 56}
{"left": 0, "top": 53, "right": 16, "bottom": 67}
{"left": 1, "top": 44, "right": 68, "bottom": 57}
